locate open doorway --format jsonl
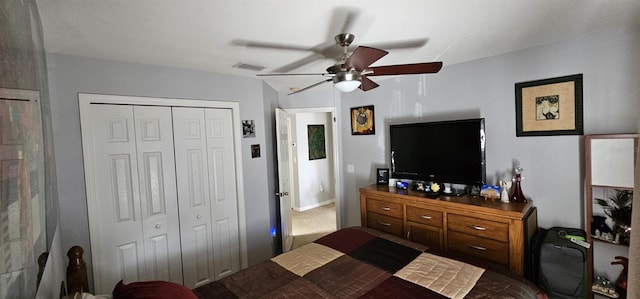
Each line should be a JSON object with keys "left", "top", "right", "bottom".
{"left": 279, "top": 108, "right": 339, "bottom": 250}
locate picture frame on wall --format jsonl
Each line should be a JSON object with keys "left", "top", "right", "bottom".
{"left": 307, "top": 124, "right": 326, "bottom": 160}
{"left": 350, "top": 105, "right": 375, "bottom": 135}
{"left": 515, "top": 74, "right": 583, "bottom": 137}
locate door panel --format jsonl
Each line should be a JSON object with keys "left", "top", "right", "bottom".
{"left": 275, "top": 108, "right": 293, "bottom": 252}
{"left": 133, "top": 106, "right": 182, "bottom": 283}
{"left": 204, "top": 109, "right": 240, "bottom": 279}
{"left": 173, "top": 107, "right": 216, "bottom": 288}
{"left": 89, "top": 105, "right": 146, "bottom": 292}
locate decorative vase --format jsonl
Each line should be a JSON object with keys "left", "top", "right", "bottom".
{"left": 510, "top": 167, "right": 527, "bottom": 203}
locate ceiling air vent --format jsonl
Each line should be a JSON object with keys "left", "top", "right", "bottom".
{"left": 232, "top": 62, "right": 266, "bottom": 72}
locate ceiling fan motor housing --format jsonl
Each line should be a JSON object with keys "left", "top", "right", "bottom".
{"left": 335, "top": 33, "right": 355, "bottom": 47}
{"left": 332, "top": 70, "right": 361, "bottom": 84}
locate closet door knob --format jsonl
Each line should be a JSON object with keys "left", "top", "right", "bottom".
{"left": 196, "top": 214, "right": 202, "bottom": 219}
{"left": 155, "top": 224, "right": 161, "bottom": 229}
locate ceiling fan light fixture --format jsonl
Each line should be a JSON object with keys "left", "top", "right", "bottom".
{"left": 333, "top": 72, "right": 361, "bottom": 92}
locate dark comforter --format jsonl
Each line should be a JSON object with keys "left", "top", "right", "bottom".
{"left": 194, "top": 227, "right": 542, "bottom": 298}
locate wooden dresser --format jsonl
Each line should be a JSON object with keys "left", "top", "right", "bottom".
{"left": 360, "top": 184, "right": 538, "bottom": 276}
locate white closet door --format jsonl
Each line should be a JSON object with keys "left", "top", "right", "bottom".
{"left": 133, "top": 106, "right": 183, "bottom": 283}
{"left": 88, "top": 105, "right": 182, "bottom": 293}
{"left": 172, "top": 107, "right": 240, "bottom": 288}
{"left": 89, "top": 104, "right": 145, "bottom": 292}
{"left": 204, "top": 108, "right": 240, "bottom": 280}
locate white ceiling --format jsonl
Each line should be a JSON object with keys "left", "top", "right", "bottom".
{"left": 36, "top": 0, "right": 640, "bottom": 93}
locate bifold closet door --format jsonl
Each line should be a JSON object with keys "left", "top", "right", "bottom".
{"left": 87, "top": 105, "right": 183, "bottom": 293}
{"left": 172, "top": 107, "right": 240, "bottom": 288}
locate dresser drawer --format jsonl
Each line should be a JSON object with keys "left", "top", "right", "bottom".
{"left": 367, "top": 198, "right": 403, "bottom": 218}
{"left": 447, "top": 231, "right": 509, "bottom": 265}
{"left": 407, "top": 221, "right": 444, "bottom": 250}
{"left": 367, "top": 212, "right": 403, "bottom": 237}
{"left": 406, "top": 206, "right": 443, "bottom": 228}
{"left": 447, "top": 214, "right": 509, "bottom": 242}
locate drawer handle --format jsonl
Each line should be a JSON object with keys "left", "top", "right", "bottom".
{"left": 379, "top": 207, "right": 391, "bottom": 211}
{"left": 467, "top": 225, "right": 486, "bottom": 231}
{"left": 378, "top": 221, "right": 391, "bottom": 226}
{"left": 468, "top": 245, "right": 487, "bottom": 251}
{"left": 419, "top": 215, "right": 432, "bottom": 220}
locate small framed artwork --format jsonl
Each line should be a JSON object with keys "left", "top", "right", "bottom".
{"left": 242, "top": 120, "right": 255, "bottom": 138}
{"left": 350, "top": 105, "right": 375, "bottom": 135}
{"left": 251, "top": 144, "right": 260, "bottom": 158}
{"left": 515, "top": 74, "right": 583, "bottom": 136}
{"left": 376, "top": 168, "right": 389, "bottom": 185}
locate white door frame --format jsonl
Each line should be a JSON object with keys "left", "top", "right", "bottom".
{"left": 281, "top": 107, "right": 342, "bottom": 230}
{"left": 78, "top": 93, "right": 248, "bottom": 270}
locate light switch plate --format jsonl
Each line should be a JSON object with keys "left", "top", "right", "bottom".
{"left": 347, "top": 164, "right": 355, "bottom": 173}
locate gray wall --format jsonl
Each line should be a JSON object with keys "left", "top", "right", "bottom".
{"left": 281, "top": 26, "right": 638, "bottom": 280}
{"left": 337, "top": 26, "right": 639, "bottom": 229}
{"left": 335, "top": 26, "right": 639, "bottom": 279}
{"left": 46, "top": 54, "right": 276, "bottom": 288}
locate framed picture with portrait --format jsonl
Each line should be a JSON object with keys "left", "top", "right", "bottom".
{"left": 350, "top": 105, "right": 375, "bottom": 135}
{"left": 515, "top": 74, "right": 583, "bottom": 136}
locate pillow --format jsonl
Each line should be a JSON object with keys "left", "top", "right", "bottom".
{"left": 112, "top": 280, "right": 197, "bottom": 299}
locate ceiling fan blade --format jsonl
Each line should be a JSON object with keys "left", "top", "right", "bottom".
{"left": 359, "top": 76, "right": 379, "bottom": 91}
{"left": 367, "top": 38, "right": 428, "bottom": 51}
{"left": 367, "top": 62, "right": 443, "bottom": 76}
{"left": 344, "top": 46, "right": 388, "bottom": 71}
{"left": 328, "top": 8, "right": 359, "bottom": 38}
{"left": 272, "top": 53, "right": 326, "bottom": 73}
{"left": 288, "top": 79, "right": 332, "bottom": 95}
{"left": 231, "top": 39, "right": 313, "bottom": 52}
{"left": 257, "top": 72, "right": 329, "bottom": 77}
{"left": 233, "top": 39, "right": 338, "bottom": 72}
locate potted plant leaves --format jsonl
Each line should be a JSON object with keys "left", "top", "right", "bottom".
{"left": 596, "top": 189, "right": 632, "bottom": 245}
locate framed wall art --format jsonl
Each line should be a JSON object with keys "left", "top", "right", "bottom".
{"left": 307, "top": 124, "right": 326, "bottom": 160}
{"left": 242, "top": 119, "right": 255, "bottom": 138}
{"left": 350, "top": 105, "right": 375, "bottom": 135}
{"left": 251, "top": 144, "right": 261, "bottom": 158}
{"left": 515, "top": 74, "right": 583, "bottom": 136}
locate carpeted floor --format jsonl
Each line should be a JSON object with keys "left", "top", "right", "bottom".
{"left": 291, "top": 202, "right": 337, "bottom": 249}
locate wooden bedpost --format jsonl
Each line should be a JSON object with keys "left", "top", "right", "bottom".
{"left": 67, "top": 246, "right": 89, "bottom": 294}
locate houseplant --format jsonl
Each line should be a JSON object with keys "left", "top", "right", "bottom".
{"left": 596, "top": 189, "right": 632, "bottom": 244}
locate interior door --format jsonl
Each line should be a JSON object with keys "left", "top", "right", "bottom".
{"left": 133, "top": 106, "right": 183, "bottom": 283}
{"left": 173, "top": 107, "right": 216, "bottom": 288}
{"left": 173, "top": 107, "right": 241, "bottom": 288}
{"left": 203, "top": 108, "right": 240, "bottom": 280}
{"left": 275, "top": 108, "right": 293, "bottom": 252}
{"left": 85, "top": 104, "right": 183, "bottom": 293}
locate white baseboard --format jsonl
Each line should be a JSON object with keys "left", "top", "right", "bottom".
{"left": 294, "top": 199, "right": 335, "bottom": 212}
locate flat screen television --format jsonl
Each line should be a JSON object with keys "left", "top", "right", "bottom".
{"left": 389, "top": 118, "right": 486, "bottom": 185}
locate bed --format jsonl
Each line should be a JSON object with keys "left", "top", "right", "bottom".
{"left": 69, "top": 227, "right": 545, "bottom": 298}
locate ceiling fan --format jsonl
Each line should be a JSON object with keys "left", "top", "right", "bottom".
{"left": 257, "top": 33, "right": 443, "bottom": 95}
